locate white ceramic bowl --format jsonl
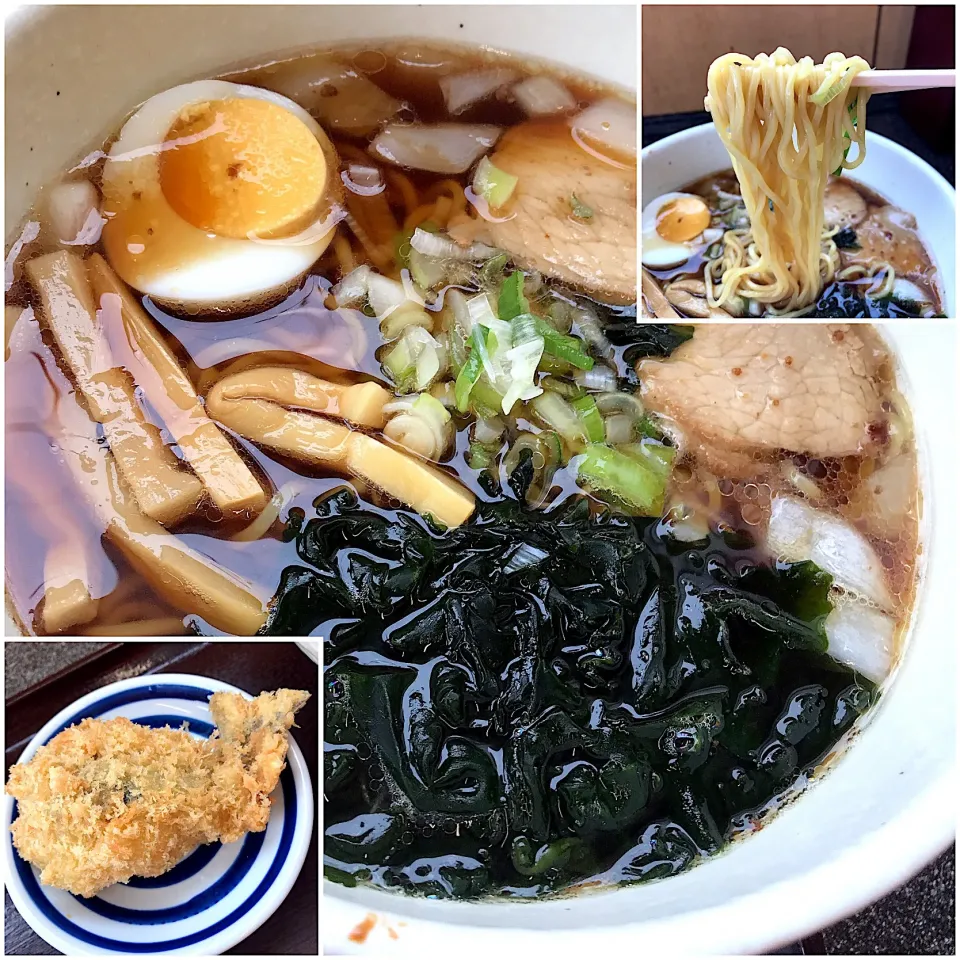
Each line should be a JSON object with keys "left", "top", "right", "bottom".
{"left": 323, "top": 324, "right": 957, "bottom": 955}
{"left": 642, "top": 123, "right": 957, "bottom": 315}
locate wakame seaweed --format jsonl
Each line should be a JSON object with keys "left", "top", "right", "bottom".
{"left": 808, "top": 282, "right": 929, "bottom": 318}
{"left": 831, "top": 227, "right": 860, "bottom": 250}
{"left": 306, "top": 486, "right": 875, "bottom": 898}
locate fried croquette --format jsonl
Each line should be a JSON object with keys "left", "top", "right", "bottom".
{"left": 6, "top": 688, "right": 310, "bottom": 897}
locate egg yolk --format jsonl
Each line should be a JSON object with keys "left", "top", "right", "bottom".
{"left": 159, "top": 98, "right": 327, "bottom": 239}
{"left": 656, "top": 196, "right": 710, "bottom": 243}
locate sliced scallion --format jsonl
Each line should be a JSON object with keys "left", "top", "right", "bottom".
{"left": 454, "top": 325, "right": 487, "bottom": 411}
{"left": 528, "top": 315, "right": 594, "bottom": 370}
{"left": 571, "top": 395, "right": 606, "bottom": 443}
{"left": 576, "top": 443, "right": 672, "bottom": 516}
{"left": 473, "top": 155, "right": 519, "bottom": 210}
{"left": 570, "top": 193, "right": 594, "bottom": 220}
{"left": 499, "top": 270, "right": 530, "bottom": 321}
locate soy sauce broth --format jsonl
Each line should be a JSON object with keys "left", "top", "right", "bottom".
{"left": 4, "top": 42, "right": 633, "bottom": 636}
{"left": 644, "top": 170, "right": 943, "bottom": 318}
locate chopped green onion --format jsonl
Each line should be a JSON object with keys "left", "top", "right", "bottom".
{"left": 480, "top": 252, "right": 509, "bottom": 292}
{"left": 545, "top": 299, "right": 574, "bottom": 334}
{"left": 385, "top": 326, "right": 443, "bottom": 391}
{"left": 571, "top": 395, "right": 605, "bottom": 443}
{"left": 381, "top": 327, "right": 444, "bottom": 393}
{"left": 637, "top": 414, "right": 665, "bottom": 441}
{"left": 448, "top": 325, "right": 467, "bottom": 375}
{"left": 476, "top": 322, "right": 504, "bottom": 384}
{"left": 603, "top": 413, "right": 635, "bottom": 445}
{"left": 368, "top": 272, "right": 423, "bottom": 318}
{"left": 576, "top": 443, "right": 672, "bottom": 516}
{"left": 530, "top": 391, "right": 585, "bottom": 445}
{"left": 618, "top": 440, "right": 677, "bottom": 479}
{"left": 454, "top": 325, "right": 487, "bottom": 411}
{"left": 468, "top": 440, "right": 498, "bottom": 470}
{"left": 466, "top": 292, "right": 500, "bottom": 332}
{"left": 415, "top": 342, "right": 441, "bottom": 390}
{"left": 541, "top": 375, "right": 585, "bottom": 400}
{"left": 383, "top": 337, "right": 415, "bottom": 393}
{"left": 570, "top": 194, "right": 594, "bottom": 220}
{"left": 811, "top": 68, "right": 850, "bottom": 107}
{"left": 503, "top": 431, "right": 561, "bottom": 507}
{"left": 473, "top": 416, "right": 505, "bottom": 444}
{"left": 537, "top": 353, "right": 574, "bottom": 376}
{"left": 379, "top": 302, "right": 433, "bottom": 340}
{"left": 510, "top": 310, "right": 539, "bottom": 344}
{"left": 499, "top": 270, "right": 530, "bottom": 321}
{"left": 429, "top": 380, "right": 457, "bottom": 410}
{"left": 470, "top": 377, "right": 505, "bottom": 418}
{"left": 413, "top": 392, "right": 451, "bottom": 425}
{"left": 526, "top": 314, "right": 594, "bottom": 370}
{"left": 332, "top": 265, "right": 372, "bottom": 307}
{"left": 473, "top": 156, "right": 519, "bottom": 210}
{"left": 407, "top": 247, "right": 447, "bottom": 290}
{"left": 500, "top": 336, "right": 544, "bottom": 414}
{"left": 833, "top": 100, "right": 859, "bottom": 175}
{"left": 463, "top": 307, "right": 544, "bottom": 415}
{"left": 595, "top": 391, "right": 644, "bottom": 419}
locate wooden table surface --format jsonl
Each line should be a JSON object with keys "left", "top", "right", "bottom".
{"left": 3, "top": 641, "right": 319, "bottom": 956}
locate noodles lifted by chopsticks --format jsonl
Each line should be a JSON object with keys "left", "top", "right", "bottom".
{"left": 705, "top": 48, "right": 870, "bottom": 315}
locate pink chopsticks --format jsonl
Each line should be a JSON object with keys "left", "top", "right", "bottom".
{"left": 851, "top": 69, "right": 956, "bottom": 94}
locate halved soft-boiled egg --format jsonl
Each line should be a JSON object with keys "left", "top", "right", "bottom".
{"left": 101, "top": 81, "right": 342, "bottom": 315}
{"left": 641, "top": 192, "right": 713, "bottom": 269}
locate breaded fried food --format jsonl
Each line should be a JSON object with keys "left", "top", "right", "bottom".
{"left": 6, "top": 688, "right": 309, "bottom": 897}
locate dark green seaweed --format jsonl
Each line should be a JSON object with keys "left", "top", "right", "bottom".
{"left": 807, "top": 282, "right": 931, "bottom": 318}
{"left": 308, "top": 487, "right": 875, "bottom": 899}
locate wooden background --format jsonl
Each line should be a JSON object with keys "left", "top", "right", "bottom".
{"left": 642, "top": 4, "right": 916, "bottom": 115}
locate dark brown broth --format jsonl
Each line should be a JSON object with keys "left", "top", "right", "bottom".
{"left": 647, "top": 169, "right": 942, "bottom": 314}
{"left": 4, "top": 43, "right": 624, "bottom": 635}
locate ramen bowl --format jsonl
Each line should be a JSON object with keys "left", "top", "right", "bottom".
{"left": 642, "top": 122, "right": 957, "bottom": 316}
{"left": 4, "top": 5, "right": 955, "bottom": 955}
{"left": 325, "top": 322, "right": 955, "bottom": 954}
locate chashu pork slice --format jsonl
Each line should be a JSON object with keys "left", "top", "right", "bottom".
{"left": 637, "top": 324, "right": 888, "bottom": 476}
{"left": 484, "top": 120, "right": 636, "bottom": 304}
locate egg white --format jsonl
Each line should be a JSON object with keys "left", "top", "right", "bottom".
{"left": 101, "top": 81, "right": 340, "bottom": 313}
{"left": 641, "top": 192, "right": 708, "bottom": 270}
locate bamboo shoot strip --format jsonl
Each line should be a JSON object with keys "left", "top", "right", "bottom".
{"left": 211, "top": 366, "right": 391, "bottom": 428}
{"left": 25, "top": 251, "right": 202, "bottom": 526}
{"left": 206, "top": 384, "right": 475, "bottom": 527}
{"left": 87, "top": 254, "right": 267, "bottom": 516}
{"left": 41, "top": 563, "right": 99, "bottom": 634}
{"left": 7, "top": 469, "right": 101, "bottom": 634}
{"left": 51, "top": 389, "right": 269, "bottom": 635}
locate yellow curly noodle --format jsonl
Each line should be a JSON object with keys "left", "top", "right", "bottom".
{"left": 334, "top": 145, "right": 471, "bottom": 279}
{"left": 705, "top": 48, "right": 870, "bottom": 315}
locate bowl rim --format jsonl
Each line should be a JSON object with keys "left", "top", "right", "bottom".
{"left": 641, "top": 121, "right": 957, "bottom": 200}
{"left": 324, "top": 792, "right": 954, "bottom": 955}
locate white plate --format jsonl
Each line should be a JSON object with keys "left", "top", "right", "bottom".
{"left": 296, "top": 640, "right": 320, "bottom": 664}
{"left": 4, "top": 673, "right": 314, "bottom": 956}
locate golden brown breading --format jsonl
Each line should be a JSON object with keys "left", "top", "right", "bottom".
{"left": 6, "top": 688, "right": 310, "bottom": 898}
